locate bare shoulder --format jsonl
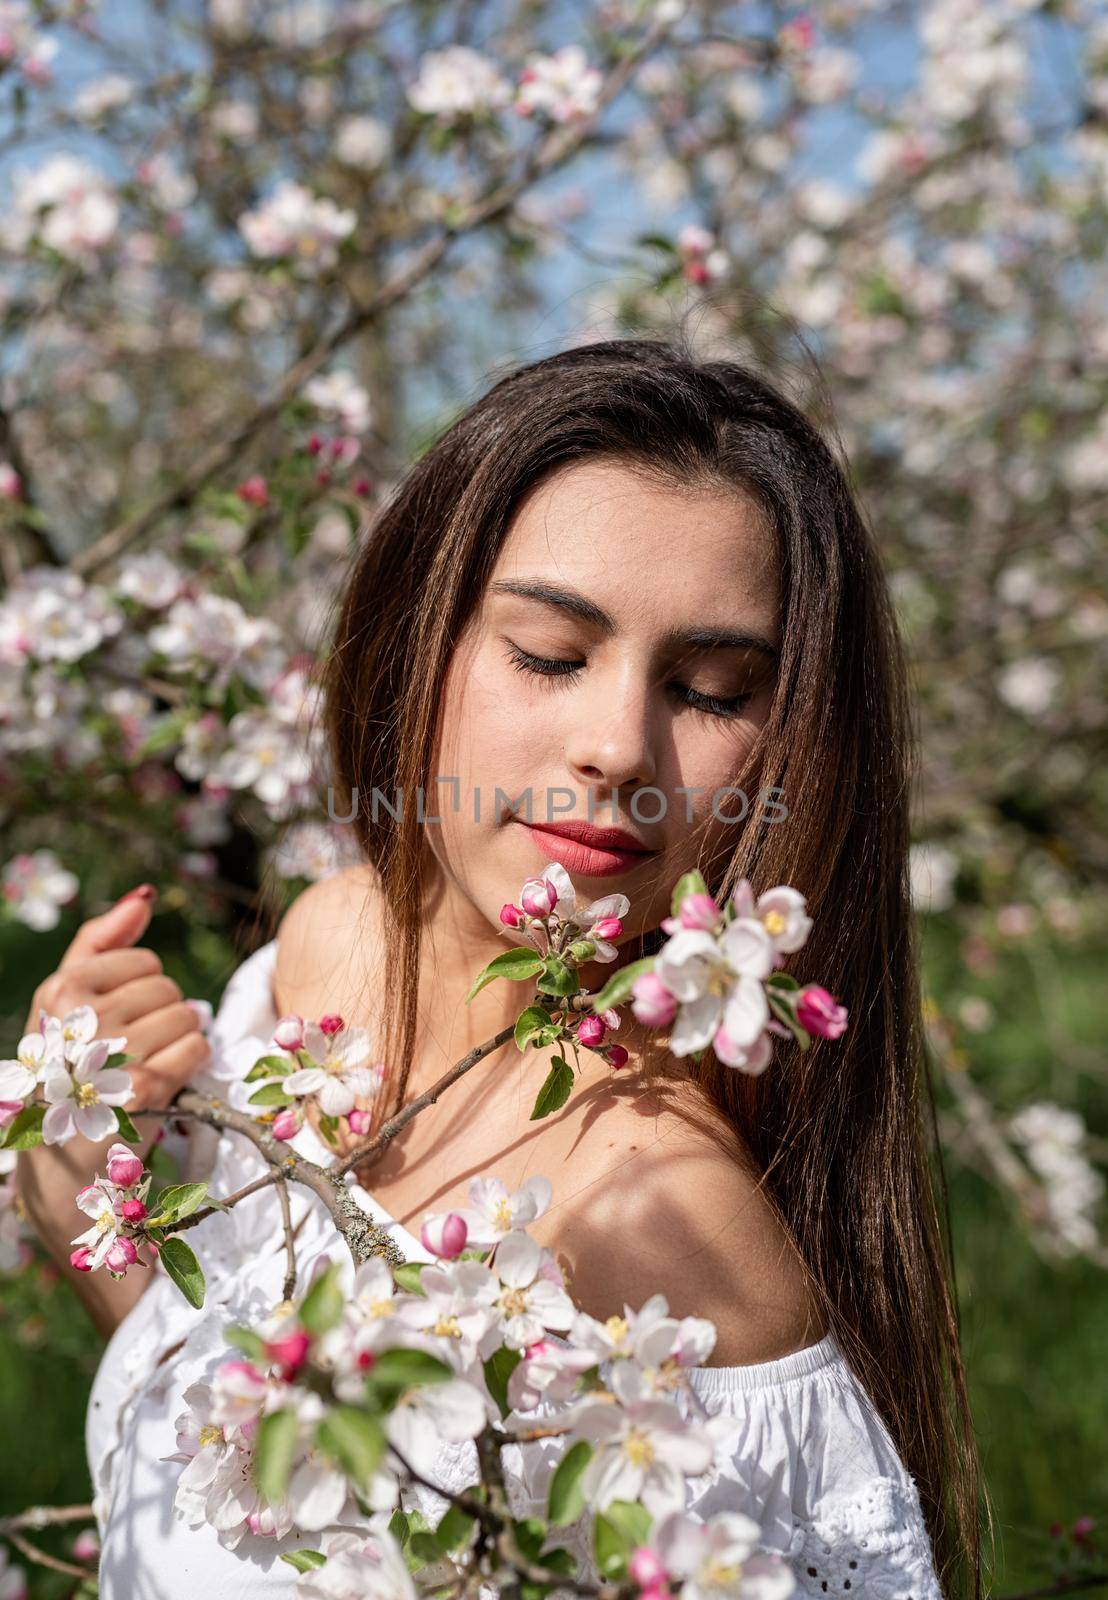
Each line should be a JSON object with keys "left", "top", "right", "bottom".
{"left": 273, "top": 863, "right": 382, "bottom": 1020}
{"left": 532, "top": 1089, "right": 824, "bottom": 1368}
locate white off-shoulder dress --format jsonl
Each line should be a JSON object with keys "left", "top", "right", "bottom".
{"left": 85, "top": 940, "right": 945, "bottom": 1599}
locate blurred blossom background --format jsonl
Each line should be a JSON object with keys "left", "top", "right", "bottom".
{"left": 0, "top": 0, "right": 1106, "bottom": 1591}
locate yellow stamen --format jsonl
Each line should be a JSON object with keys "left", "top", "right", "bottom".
{"left": 603, "top": 1315, "right": 629, "bottom": 1348}
{"left": 501, "top": 1288, "right": 530, "bottom": 1318}
{"left": 432, "top": 1314, "right": 462, "bottom": 1339}
{"left": 762, "top": 909, "right": 787, "bottom": 937}
{"left": 198, "top": 1424, "right": 222, "bottom": 1449}
{"left": 492, "top": 1199, "right": 513, "bottom": 1229}
{"left": 76, "top": 1082, "right": 100, "bottom": 1108}
{"left": 622, "top": 1429, "right": 655, "bottom": 1468}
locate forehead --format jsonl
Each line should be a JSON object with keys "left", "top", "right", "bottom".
{"left": 491, "top": 457, "right": 780, "bottom": 620}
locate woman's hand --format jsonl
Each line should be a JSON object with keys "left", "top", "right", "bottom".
{"left": 25, "top": 885, "right": 211, "bottom": 1111}
{"left": 17, "top": 885, "right": 212, "bottom": 1337}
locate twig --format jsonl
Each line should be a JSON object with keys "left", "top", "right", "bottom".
{"left": 276, "top": 1174, "right": 297, "bottom": 1302}
{"left": 336, "top": 1018, "right": 522, "bottom": 1175}
{"left": 71, "top": 6, "right": 685, "bottom": 579}
{"left": 0, "top": 1504, "right": 94, "bottom": 1535}
{"left": 3, "top": 1530, "right": 92, "bottom": 1580}
{"left": 174, "top": 1088, "right": 408, "bottom": 1268}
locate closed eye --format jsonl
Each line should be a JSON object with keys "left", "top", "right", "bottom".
{"left": 504, "top": 644, "right": 753, "bottom": 720}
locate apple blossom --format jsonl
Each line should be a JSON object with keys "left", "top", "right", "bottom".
{"left": 105, "top": 1141, "right": 145, "bottom": 1188}
{"left": 452, "top": 1174, "right": 552, "bottom": 1248}
{"left": 42, "top": 1040, "right": 132, "bottom": 1144}
{"left": 280, "top": 1020, "right": 382, "bottom": 1119}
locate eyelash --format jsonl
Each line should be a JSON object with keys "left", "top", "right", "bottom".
{"left": 505, "top": 644, "right": 753, "bottom": 721}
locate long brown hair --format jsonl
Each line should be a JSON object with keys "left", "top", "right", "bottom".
{"left": 322, "top": 336, "right": 983, "bottom": 1594}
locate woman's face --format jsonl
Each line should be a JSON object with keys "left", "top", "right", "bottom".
{"left": 428, "top": 457, "right": 782, "bottom": 957}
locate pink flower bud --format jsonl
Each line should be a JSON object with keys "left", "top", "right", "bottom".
{"left": 678, "top": 892, "right": 720, "bottom": 931}
{"left": 119, "top": 1198, "right": 148, "bottom": 1223}
{"left": 0, "top": 1100, "right": 22, "bottom": 1130}
{"left": 347, "top": 1109, "right": 372, "bottom": 1135}
{"left": 273, "top": 1014, "right": 304, "bottom": 1051}
{"left": 630, "top": 971, "right": 678, "bottom": 1028}
{"left": 795, "top": 985, "right": 849, "bottom": 1040}
{"left": 499, "top": 902, "right": 525, "bottom": 928}
{"left": 421, "top": 1211, "right": 468, "bottom": 1260}
{"left": 70, "top": 1247, "right": 94, "bottom": 1272}
{"left": 105, "top": 1143, "right": 145, "bottom": 1188}
{"left": 607, "top": 1045, "right": 629, "bottom": 1070}
{"left": 576, "top": 1015, "right": 607, "bottom": 1047}
{"left": 629, "top": 1546, "right": 669, "bottom": 1589}
{"left": 318, "top": 1013, "right": 344, "bottom": 1036}
{"left": 592, "top": 916, "right": 623, "bottom": 941}
{"left": 306, "top": 432, "right": 324, "bottom": 455}
{"left": 520, "top": 876, "right": 558, "bottom": 918}
{"left": 105, "top": 1236, "right": 138, "bottom": 1273}
{"left": 73, "top": 1529, "right": 100, "bottom": 1561}
{"left": 265, "top": 1330, "right": 312, "bottom": 1380}
{"left": 236, "top": 473, "right": 269, "bottom": 507}
{"left": 271, "top": 1106, "right": 303, "bottom": 1142}
{"left": 1073, "top": 1516, "right": 1096, "bottom": 1543}
{"left": 353, "top": 476, "right": 373, "bottom": 497}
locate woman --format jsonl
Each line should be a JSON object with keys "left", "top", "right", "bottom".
{"left": 20, "top": 338, "right": 981, "bottom": 1597}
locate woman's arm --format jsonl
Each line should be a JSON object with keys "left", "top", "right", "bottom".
{"left": 16, "top": 887, "right": 211, "bottom": 1340}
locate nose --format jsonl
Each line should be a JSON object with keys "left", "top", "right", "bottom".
{"left": 564, "top": 660, "right": 658, "bottom": 798}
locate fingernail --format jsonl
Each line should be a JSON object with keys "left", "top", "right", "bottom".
{"left": 120, "top": 884, "right": 156, "bottom": 902}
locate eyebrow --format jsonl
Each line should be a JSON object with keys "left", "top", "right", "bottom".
{"left": 487, "top": 577, "right": 780, "bottom": 663}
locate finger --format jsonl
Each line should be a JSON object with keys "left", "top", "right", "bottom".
{"left": 129, "top": 1031, "right": 212, "bottom": 1112}
{"left": 123, "top": 1002, "right": 204, "bottom": 1064}
{"left": 99, "top": 973, "right": 184, "bottom": 1027}
{"left": 60, "top": 886, "right": 157, "bottom": 968}
{"left": 61, "top": 948, "right": 164, "bottom": 995}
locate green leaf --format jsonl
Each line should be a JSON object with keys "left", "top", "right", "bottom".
{"left": 764, "top": 972, "right": 800, "bottom": 991}
{"left": 604, "top": 1499, "right": 652, "bottom": 1547}
{"left": 483, "top": 1347, "right": 522, "bottom": 1418}
{"left": 149, "top": 1182, "right": 209, "bottom": 1224}
{"left": 225, "top": 1325, "right": 266, "bottom": 1362}
{"left": 670, "top": 870, "right": 709, "bottom": 918}
{"left": 137, "top": 709, "right": 190, "bottom": 758}
{"left": 248, "top": 1082, "right": 294, "bottom": 1107}
{"left": 536, "top": 958, "right": 579, "bottom": 998}
{"left": 590, "top": 956, "right": 656, "bottom": 1013}
{"left": 317, "top": 1407, "right": 386, "bottom": 1490}
{"left": 465, "top": 948, "right": 543, "bottom": 1003}
{"left": 407, "top": 1530, "right": 441, "bottom": 1565}
{"left": 105, "top": 1051, "right": 132, "bottom": 1071}
{"left": 369, "top": 1347, "right": 452, "bottom": 1387}
{"left": 392, "top": 1261, "right": 427, "bottom": 1296}
{"left": 388, "top": 1509, "right": 411, "bottom": 1545}
{"left": 245, "top": 1054, "right": 293, "bottom": 1082}
{"left": 529, "top": 1057, "right": 573, "bottom": 1121}
{"left": 514, "top": 1004, "right": 561, "bottom": 1052}
{"left": 767, "top": 989, "right": 810, "bottom": 1049}
{"left": 300, "top": 1264, "right": 344, "bottom": 1336}
{"left": 434, "top": 1501, "right": 476, "bottom": 1553}
{"left": 255, "top": 1407, "right": 299, "bottom": 1503}
{"left": 113, "top": 1106, "right": 142, "bottom": 1144}
{"left": 0, "top": 1103, "right": 45, "bottom": 1150}
{"left": 159, "top": 1237, "right": 206, "bottom": 1308}
{"left": 547, "top": 1439, "right": 592, "bottom": 1526}
{"left": 593, "top": 1511, "right": 630, "bottom": 1580}
{"left": 280, "top": 1550, "right": 326, "bottom": 1573}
